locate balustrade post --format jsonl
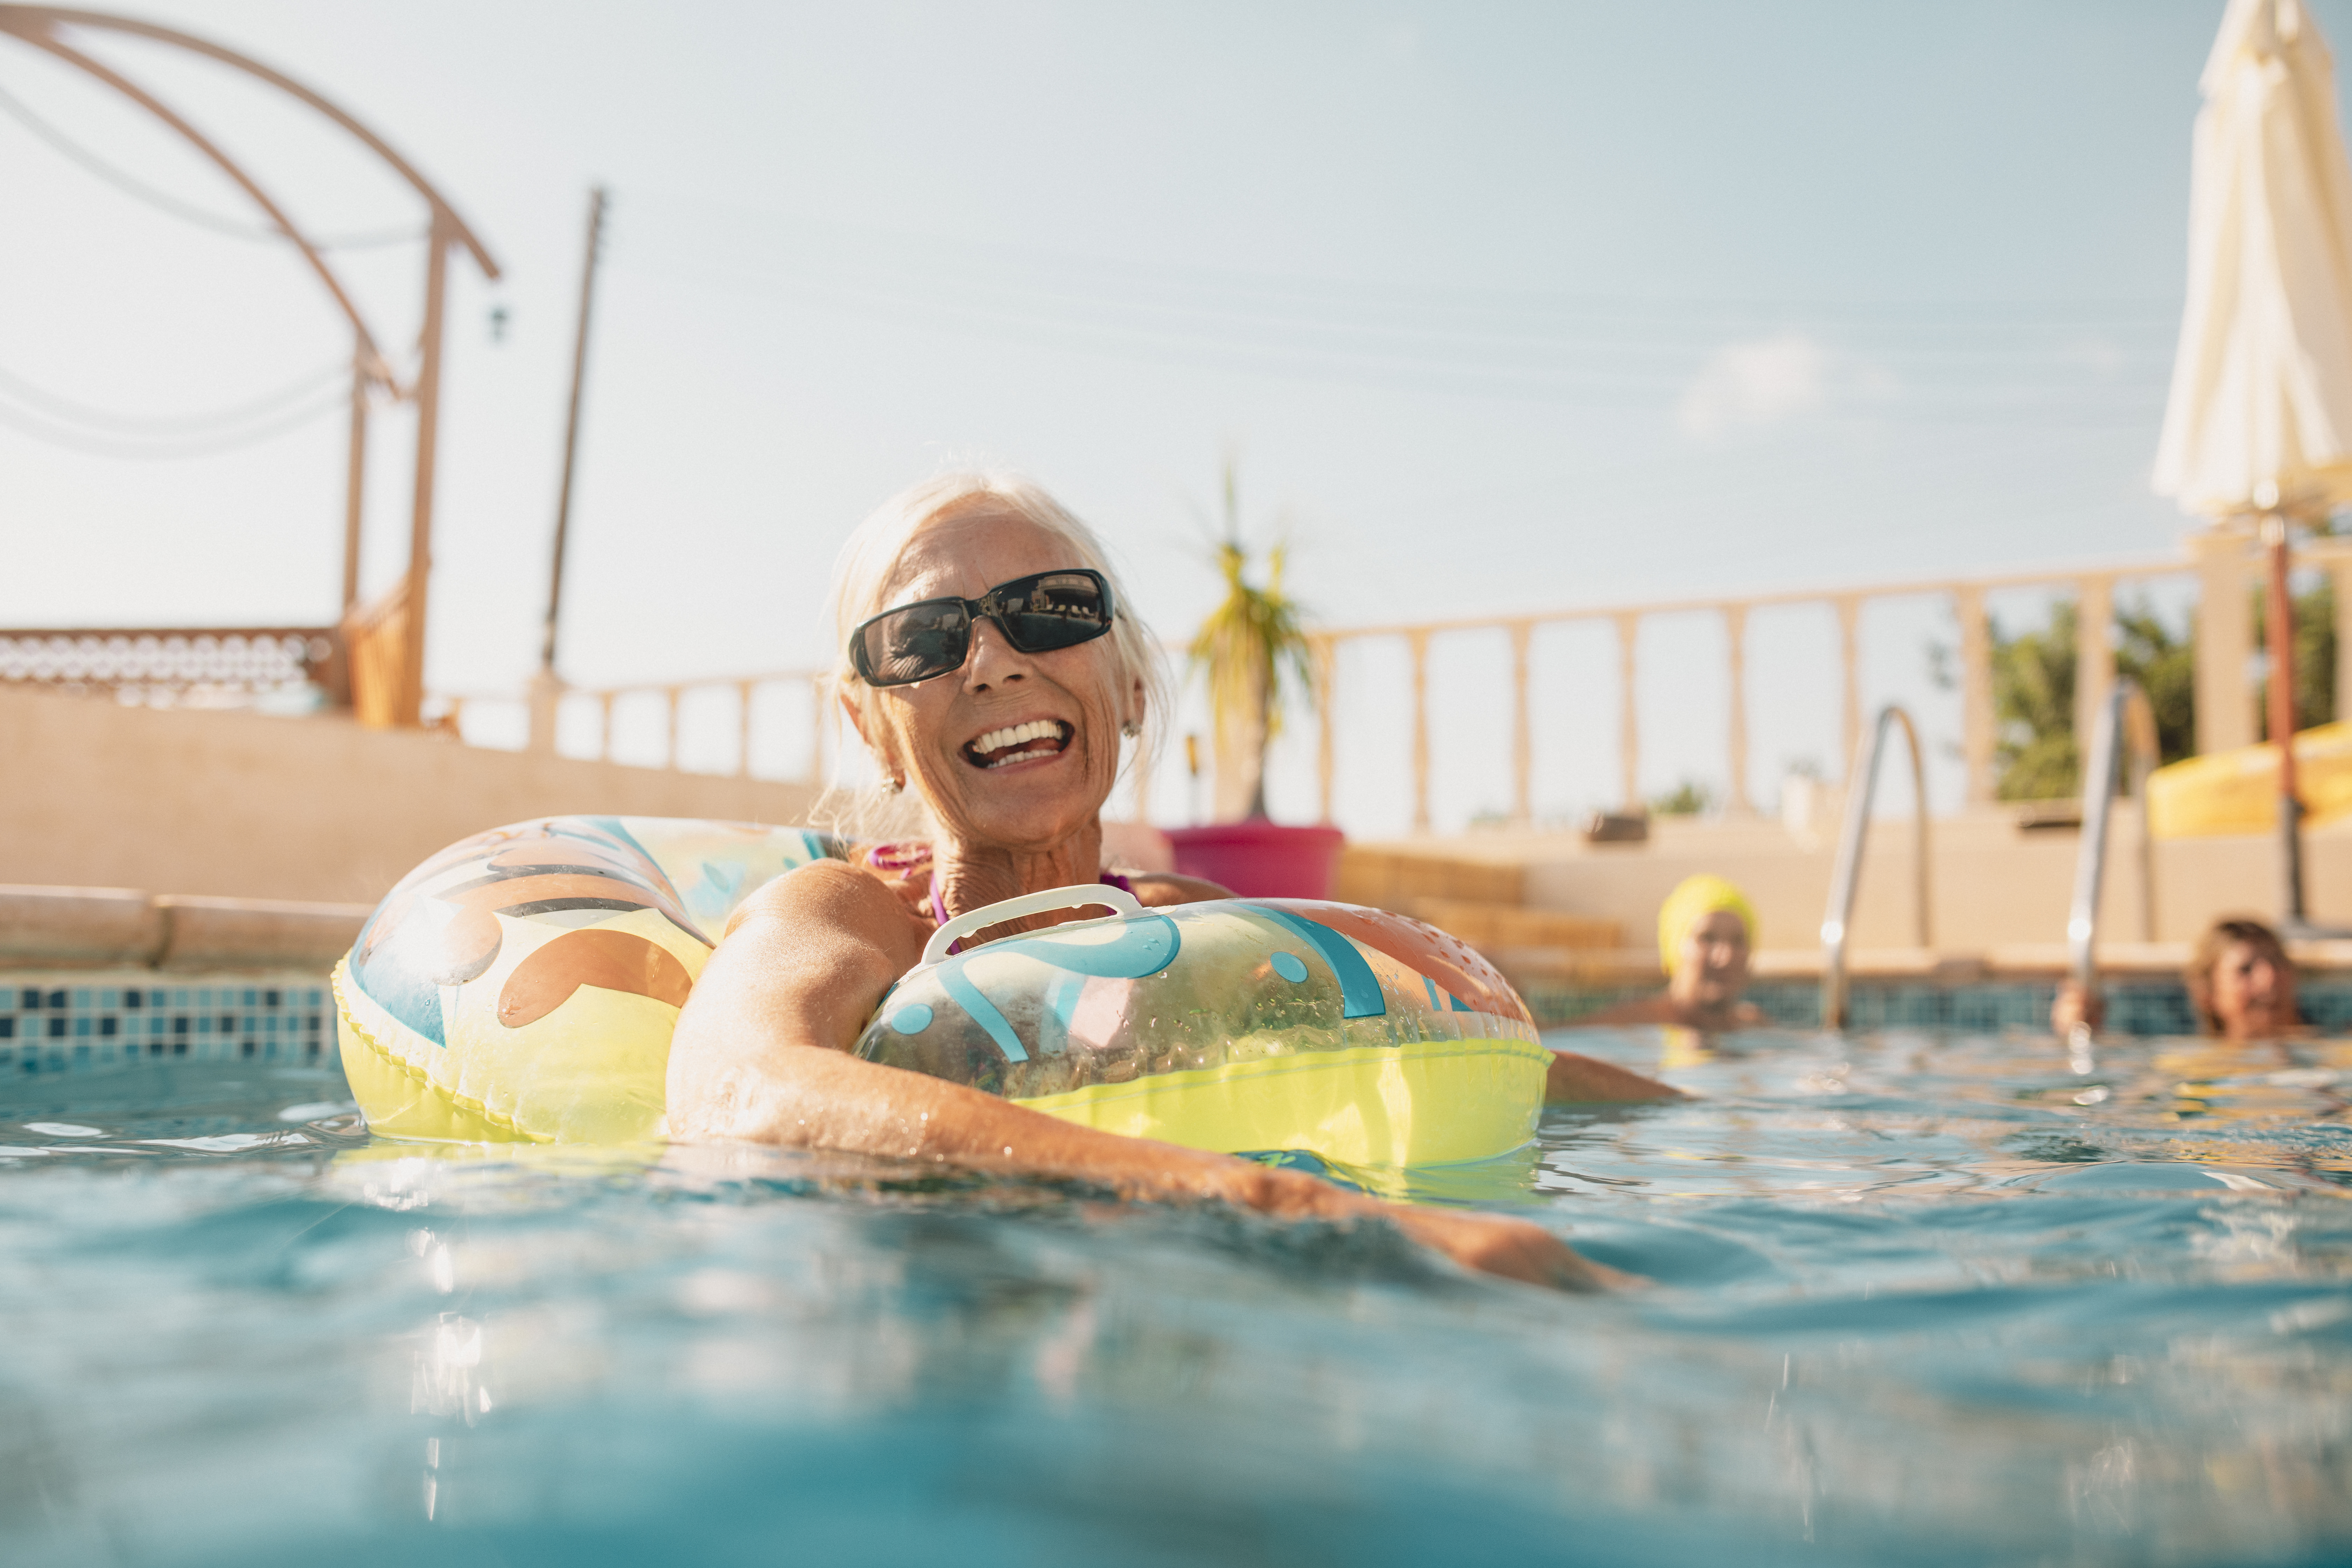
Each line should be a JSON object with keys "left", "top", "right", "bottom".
{"left": 1508, "top": 622, "right": 1533, "bottom": 828}
{"left": 2192, "top": 527, "right": 2257, "bottom": 754}
{"left": 1955, "top": 584, "right": 1995, "bottom": 806}
{"left": 737, "top": 680, "right": 755, "bottom": 778}
{"left": 1723, "top": 604, "right": 1751, "bottom": 816}
{"left": 1408, "top": 630, "right": 1432, "bottom": 834}
{"left": 2333, "top": 559, "right": 2352, "bottom": 722}
{"left": 1615, "top": 613, "right": 1642, "bottom": 811}
{"left": 1313, "top": 634, "right": 1337, "bottom": 825}
{"left": 1835, "top": 595, "right": 1863, "bottom": 781}
{"left": 665, "top": 688, "right": 682, "bottom": 770}
{"left": 2076, "top": 574, "right": 2115, "bottom": 759}
{"left": 598, "top": 692, "right": 615, "bottom": 763}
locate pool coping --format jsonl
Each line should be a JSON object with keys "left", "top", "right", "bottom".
{"left": 0, "top": 885, "right": 365, "bottom": 971}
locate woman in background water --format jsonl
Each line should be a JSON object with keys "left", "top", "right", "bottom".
{"left": 2054, "top": 915, "right": 2306, "bottom": 1042}
{"left": 1576, "top": 874, "right": 1763, "bottom": 1034}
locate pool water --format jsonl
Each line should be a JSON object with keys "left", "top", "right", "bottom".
{"left": 2, "top": 1024, "right": 2347, "bottom": 1567}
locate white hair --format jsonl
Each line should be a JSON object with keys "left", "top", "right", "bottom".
{"left": 811, "top": 471, "right": 1168, "bottom": 838}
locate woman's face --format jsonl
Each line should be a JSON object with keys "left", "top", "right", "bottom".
{"left": 1671, "top": 909, "right": 1751, "bottom": 1009}
{"left": 853, "top": 508, "right": 1137, "bottom": 852}
{"left": 2209, "top": 940, "right": 2294, "bottom": 1039}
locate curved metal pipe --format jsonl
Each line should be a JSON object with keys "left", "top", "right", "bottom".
{"left": 0, "top": 22, "right": 393, "bottom": 381}
{"left": 1819, "top": 704, "right": 1932, "bottom": 1028}
{"left": 0, "top": 5, "right": 498, "bottom": 278}
{"left": 2067, "top": 679, "right": 2160, "bottom": 1022}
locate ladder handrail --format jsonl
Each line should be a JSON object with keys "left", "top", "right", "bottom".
{"left": 1820, "top": 704, "right": 1932, "bottom": 1028}
{"left": 2067, "top": 680, "right": 2160, "bottom": 1014}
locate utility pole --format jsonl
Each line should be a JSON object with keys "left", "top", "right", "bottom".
{"left": 530, "top": 186, "right": 606, "bottom": 751}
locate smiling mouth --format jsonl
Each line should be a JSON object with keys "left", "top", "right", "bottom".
{"left": 963, "top": 720, "right": 1072, "bottom": 769}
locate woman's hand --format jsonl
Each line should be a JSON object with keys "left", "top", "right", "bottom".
{"left": 1105, "top": 1146, "right": 1631, "bottom": 1291}
{"left": 2051, "top": 980, "right": 2102, "bottom": 1038}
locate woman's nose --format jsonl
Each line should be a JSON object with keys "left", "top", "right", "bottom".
{"left": 962, "top": 618, "right": 1032, "bottom": 689}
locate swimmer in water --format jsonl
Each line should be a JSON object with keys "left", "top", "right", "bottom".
{"left": 1576, "top": 874, "right": 1764, "bottom": 1034}
{"left": 2053, "top": 916, "right": 2304, "bottom": 1043}
{"left": 665, "top": 472, "right": 1662, "bottom": 1290}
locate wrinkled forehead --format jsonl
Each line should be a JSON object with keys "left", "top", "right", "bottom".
{"left": 881, "top": 507, "right": 1074, "bottom": 608}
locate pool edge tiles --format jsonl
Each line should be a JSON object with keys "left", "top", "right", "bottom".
{"left": 0, "top": 969, "right": 332, "bottom": 1076}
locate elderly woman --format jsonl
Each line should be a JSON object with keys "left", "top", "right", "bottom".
{"left": 666, "top": 474, "right": 1643, "bottom": 1290}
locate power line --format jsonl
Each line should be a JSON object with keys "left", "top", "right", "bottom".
{"left": 637, "top": 194, "right": 2184, "bottom": 331}
{"left": 625, "top": 250, "right": 2170, "bottom": 426}
{"left": 0, "top": 387, "right": 348, "bottom": 460}
{"left": 0, "top": 355, "right": 346, "bottom": 434}
{"left": 0, "top": 77, "right": 422, "bottom": 250}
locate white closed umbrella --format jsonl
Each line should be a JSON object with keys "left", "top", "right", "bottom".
{"left": 2153, "top": 0, "right": 2352, "bottom": 931}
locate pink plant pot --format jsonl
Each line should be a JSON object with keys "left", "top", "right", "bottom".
{"left": 1164, "top": 821, "right": 1346, "bottom": 900}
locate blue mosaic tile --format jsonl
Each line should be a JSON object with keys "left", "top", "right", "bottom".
{"left": 0, "top": 973, "right": 331, "bottom": 1074}
{"left": 1525, "top": 975, "right": 2272, "bottom": 1037}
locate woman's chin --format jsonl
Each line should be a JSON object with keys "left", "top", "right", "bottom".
{"left": 944, "top": 770, "right": 1108, "bottom": 848}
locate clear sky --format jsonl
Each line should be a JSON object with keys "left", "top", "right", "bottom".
{"left": 0, "top": 2, "right": 2321, "bottom": 831}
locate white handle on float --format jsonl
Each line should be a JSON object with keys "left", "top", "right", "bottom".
{"left": 920, "top": 882, "right": 1143, "bottom": 967}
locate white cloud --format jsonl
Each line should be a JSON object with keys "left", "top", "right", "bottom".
{"left": 1676, "top": 331, "right": 1830, "bottom": 440}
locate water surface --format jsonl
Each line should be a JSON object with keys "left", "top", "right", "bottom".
{"left": 2, "top": 1026, "right": 2347, "bottom": 1566}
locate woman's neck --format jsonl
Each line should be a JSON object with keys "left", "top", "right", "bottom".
{"left": 930, "top": 822, "right": 1105, "bottom": 919}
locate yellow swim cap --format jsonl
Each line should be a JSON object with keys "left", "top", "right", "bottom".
{"left": 1657, "top": 874, "right": 1756, "bottom": 976}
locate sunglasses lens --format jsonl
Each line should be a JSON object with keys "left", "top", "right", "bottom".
{"left": 860, "top": 601, "right": 969, "bottom": 685}
{"left": 998, "top": 571, "right": 1112, "bottom": 651}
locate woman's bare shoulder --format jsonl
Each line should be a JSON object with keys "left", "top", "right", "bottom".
{"left": 726, "top": 855, "right": 923, "bottom": 940}
{"left": 1122, "top": 871, "right": 1233, "bottom": 907}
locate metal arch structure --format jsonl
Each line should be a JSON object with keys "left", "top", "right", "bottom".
{"left": 0, "top": 6, "right": 500, "bottom": 727}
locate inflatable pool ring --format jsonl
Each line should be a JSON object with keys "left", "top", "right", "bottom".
{"left": 854, "top": 884, "right": 1549, "bottom": 1167}
{"left": 2147, "top": 720, "right": 2352, "bottom": 837}
{"left": 334, "top": 817, "right": 1551, "bottom": 1166}
{"left": 334, "top": 815, "right": 842, "bottom": 1144}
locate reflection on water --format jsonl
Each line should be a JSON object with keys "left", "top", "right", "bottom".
{"left": 0, "top": 1035, "right": 2345, "bottom": 1566}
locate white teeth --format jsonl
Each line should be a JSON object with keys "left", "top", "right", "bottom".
{"left": 970, "top": 720, "right": 1065, "bottom": 758}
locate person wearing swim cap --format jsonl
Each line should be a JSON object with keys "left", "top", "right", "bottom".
{"left": 1579, "top": 874, "right": 1764, "bottom": 1032}
{"left": 664, "top": 472, "right": 1652, "bottom": 1291}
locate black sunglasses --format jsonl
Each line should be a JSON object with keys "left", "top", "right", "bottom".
{"left": 849, "top": 568, "right": 1116, "bottom": 687}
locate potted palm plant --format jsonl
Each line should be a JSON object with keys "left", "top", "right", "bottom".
{"left": 1164, "top": 464, "right": 1345, "bottom": 898}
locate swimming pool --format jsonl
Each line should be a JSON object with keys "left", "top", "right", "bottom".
{"left": 2, "top": 1019, "right": 2346, "bottom": 1566}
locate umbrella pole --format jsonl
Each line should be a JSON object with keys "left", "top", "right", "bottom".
{"left": 2264, "top": 514, "right": 2308, "bottom": 925}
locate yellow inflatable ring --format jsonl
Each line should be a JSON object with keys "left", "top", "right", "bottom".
{"left": 335, "top": 817, "right": 1549, "bottom": 1165}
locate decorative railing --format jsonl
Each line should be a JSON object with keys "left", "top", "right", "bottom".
{"left": 422, "top": 529, "right": 2352, "bottom": 834}
{"left": 1304, "top": 530, "right": 2351, "bottom": 831}
{"left": 35, "top": 530, "right": 2309, "bottom": 834}
{"left": 435, "top": 671, "right": 835, "bottom": 784}
{"left": 0, "top": 626, "right": 344, "bottom": 704}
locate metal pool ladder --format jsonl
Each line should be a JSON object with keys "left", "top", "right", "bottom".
{"left": 2066, "top": 680, "right": 2160, "bottom": 1044}
{"left": 1820, "top": 705, "right": 1932, "bottom": 1028}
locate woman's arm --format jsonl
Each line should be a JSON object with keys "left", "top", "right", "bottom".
{"left": 1545, "top": 1049, "right": 1685, "bottom": 1103}
{"left": 665, "top": 861, "right": 1625, "bottom": 1290}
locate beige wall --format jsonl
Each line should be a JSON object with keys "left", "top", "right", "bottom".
{"left": 6, "top": 684, "right": 2326, "bottom": 959}
{"left": 1, "top": 686, "right": 820, "bottom": 905}
{"left": 1368, "top": 810, "right": 2344, "bottom": 956}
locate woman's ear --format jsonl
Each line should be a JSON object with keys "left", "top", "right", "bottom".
{"left": 840, "top": 691, "right": 899, "bottom": 781}
{"left": 837, "top": 689, "right": 869, "bottom": 748}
